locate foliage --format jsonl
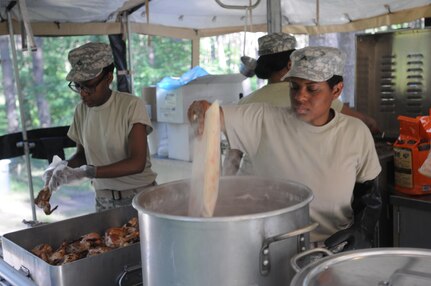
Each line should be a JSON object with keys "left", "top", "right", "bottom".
{"left": 0, "top": 32, "right": 263, "bottom": 134}
{"left": 131, "top": 34, "right": 192, "bottom": 94}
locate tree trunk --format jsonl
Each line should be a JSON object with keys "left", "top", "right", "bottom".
{"left": 0, "top": 36, "right": 19, "bottom": 133}
{"left": 147, "top": 36, "right": 154, "bottom": 66}
{"left": 32, "top": 37, "right": 51, "bottom": 127}
{"left": 217, "top": 36, "right": 227, "bottom": 70}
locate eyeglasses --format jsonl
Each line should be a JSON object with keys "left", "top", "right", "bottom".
{"left": 68, "top": 72, "right": 107, "bottom": 94}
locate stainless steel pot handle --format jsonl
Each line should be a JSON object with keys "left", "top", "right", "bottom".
{"left": 0, "top": 260, "right": 37, "bottom": 286}
{"left": 259, "top": 222, "right": 319, "bottom": 276}
{"left": 117, "top": 264, "right": 142, "bottom": 286}
{"left": 290, "top": 247, "right": 333, "bottom": 273}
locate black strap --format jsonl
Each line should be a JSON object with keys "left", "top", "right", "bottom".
{"left": 111, "top": 190, "right": 122, "bottom": 201}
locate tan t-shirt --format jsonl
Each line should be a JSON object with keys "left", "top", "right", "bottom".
{"left": 68, "top": 91, "right": 157, "bottom": 191}
{"left": 223, "top": 103, "right": 381, "bottom": 242}
{"left": 237, "top": 82, "right": 344, "bottom": 175}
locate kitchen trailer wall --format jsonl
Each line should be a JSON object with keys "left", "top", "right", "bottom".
{"left": 356, "top": 29, "right": 431, "bottom": 138}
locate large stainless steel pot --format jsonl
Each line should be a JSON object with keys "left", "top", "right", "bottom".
{"left": 132, "top": 176, "right": 314, "bottom": 286}
{"left": 290, "top": 247, "right": 431, "bottom": 286}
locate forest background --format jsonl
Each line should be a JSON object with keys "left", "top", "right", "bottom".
{"left": 0, "top": 33, "right": 266, "bottom": 134}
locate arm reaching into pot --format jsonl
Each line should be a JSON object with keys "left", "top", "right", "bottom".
{"left": 324, "top": 179, "right": 382, "bottom": 252}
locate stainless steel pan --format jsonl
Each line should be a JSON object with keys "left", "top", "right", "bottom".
{"left": 2, "top": 205, "right": 140, "bottom": 286}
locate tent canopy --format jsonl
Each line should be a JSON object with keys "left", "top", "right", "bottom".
{"left": 0, "top": 0, "right": 430, "bottom": 39}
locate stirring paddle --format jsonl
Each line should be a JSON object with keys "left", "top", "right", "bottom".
{"left": 188, "top": 101, "right": 221, "bottom": 217}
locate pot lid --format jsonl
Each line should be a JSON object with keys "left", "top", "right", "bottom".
{"left": 291, "top": 248, "right": 431, "bottom": 286}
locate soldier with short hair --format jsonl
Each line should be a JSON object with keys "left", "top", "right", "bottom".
{"left": 44, "top": 42, "right": 157, "bottom": 212}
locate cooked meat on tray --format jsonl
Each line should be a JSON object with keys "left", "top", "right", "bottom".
{"left": 31, "top": 216, "right": 139, "bottom": 265}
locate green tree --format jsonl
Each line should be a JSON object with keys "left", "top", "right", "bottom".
{"left": 131, "top": 34, "right": 192, "bottom": 94}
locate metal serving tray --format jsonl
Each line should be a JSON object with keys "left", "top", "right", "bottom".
{"left": 1, "top": 205, "right": 141, "bottom": 286}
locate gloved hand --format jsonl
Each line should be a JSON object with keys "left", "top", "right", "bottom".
{"left": 325, "top": 179, "right": 382, "bottom": 252}
{"left": 42, "top": 155, "right": 68, "bottom": 187}
{"left": 187, "top": 100, "right": 212, "bottom": 136}
{"left": 48, "top": 165, "right": 96, "bottom": 192}
{"left": 324, "top": 223, "right": 372, "bottom": 252}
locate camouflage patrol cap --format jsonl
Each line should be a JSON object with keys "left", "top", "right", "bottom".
{"left": 258, "top": 32, "right": 296, "bottom": 56}
{"left": 281, "top": 46, "right": 346, "bottom": 82}
{"left": 66, "top": 42, "right": 114, "bottom": 82}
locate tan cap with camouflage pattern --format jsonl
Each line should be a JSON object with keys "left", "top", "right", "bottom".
{"left": 66, "top": 42, "right": 114, "bottom": 82}
{"left": 258, "top": 32, "right": 297, "bottom": 56}
{"left": 281, "top": 46, "right": 346, "bottom": 82}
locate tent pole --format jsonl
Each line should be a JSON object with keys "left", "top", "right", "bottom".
{"left": 126, "top": 14, "right": 134, "bottom": 95}
{"left": 191, "top": 38, "right": 200, "bottom": 67}
{"left": 7, "top": 10, "right": 37, "bottom": 223}
{"left": 267, "top": 0, "right": 282, "bottom": 33}
{"left": 17, "top": 0, "right": 37, "bottom": 51}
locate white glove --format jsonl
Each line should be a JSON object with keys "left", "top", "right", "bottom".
{"left": 48, "top": 165, "right": 96, "bottom": 192}
{"left": 42, "top": 155, "right": 68, "bottom": 187}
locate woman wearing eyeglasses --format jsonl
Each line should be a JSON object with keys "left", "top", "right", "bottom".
{"left": 44, "top": 42, "right": 157, "bottom": 212}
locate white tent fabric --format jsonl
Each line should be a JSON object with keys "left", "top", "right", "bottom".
{"left": 0, "top": 0, "right": 430, "bottom": 37}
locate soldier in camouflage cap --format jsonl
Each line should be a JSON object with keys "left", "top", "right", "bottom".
{"left": 240, "top": 33, "right": 297, "bottom": 78}
{"left": 188, "top": 44, "right": 381, "bottom": 252}
{"left": 44, "top": 42, "right": 157, "bottom": 213}
{"left": 257, "top": 32, "right": 296, "bottom": 56}
{"left": 281, "top": 46, "right": 346, "bottom": 82}
{"left": 253, "top": 32, "right": 297, "bottom": 80}
{"left": 227, "top": 33, "right": 299, "bottom": 174}
{"left": 66, "top": 42, "right": 114, "bottom": 82}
